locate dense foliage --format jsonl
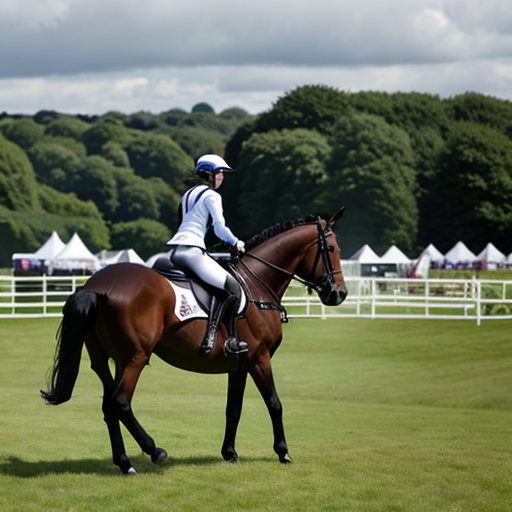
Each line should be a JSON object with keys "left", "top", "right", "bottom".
{"left": 0, "top": 104, "right": 249, "bottom": 264}
{"left": 225, "top": 87, "right": 512, "bottom": 256}
{"left": 1, "top": 88, "right": 512, "bottom": 266}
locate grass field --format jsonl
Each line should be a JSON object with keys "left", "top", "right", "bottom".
{"left": 0, "top": 317, "right": 511, "bottom": 511}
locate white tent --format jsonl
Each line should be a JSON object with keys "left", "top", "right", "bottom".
{"left": 112, "top": 249, "right": 145, "bottom": 265}
{"left": 380, "top": 245, "right": 411, "bottom": 264}
{"left": 349, "top": 244, "right": 381, "bottom": 263}
{"left": 34, "top": 231, "right": 65, "bottom": 261}
{"left": 50, "top": 232, "right": 100, "bottom": 273}
{"left": 477, "top": 243, "right": 505, "bottom": 264}
{"left": 444, "top": 241, "right": 477, "bottom": 265}
{"left": 419, "top": 243, "right": 445, "bottom": 264}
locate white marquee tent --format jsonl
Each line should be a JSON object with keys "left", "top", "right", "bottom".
{"left": 33, "top": 231, "right": 65, "bottom": 261}
{"left": 50, "top": 232, "right": 100, "bottom": 273}
{"left": 99, "top": 248, "right": 145, "bottom": 266}
{"left": 419, "top": 243, "right": 445, "bottom": 264}
{"left": 444, "top": 241, "right": 477, "bottom": 265}
{"left": 477, "top": 243, "right": 506, "bottom": 264}
{"left": 380, "top": 245, "right": 411, "bottom": 264}
{"left": 349, "top": 244, "right": 381, "bottom": 263}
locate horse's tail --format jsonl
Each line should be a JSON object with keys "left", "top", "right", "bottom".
{"left": 41, "top": 289, "right": 104, "bottom": 405}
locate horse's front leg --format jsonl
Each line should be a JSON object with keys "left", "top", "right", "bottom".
{"left": 250, "top": 353, "right": 292, "bottom": 463}
{"left": 221, "top": 366, "right": 248, "bottom": 462}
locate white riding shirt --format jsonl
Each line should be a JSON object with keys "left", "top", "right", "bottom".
{"left": 167, "top": 185, "right": 238, "bottom": 250}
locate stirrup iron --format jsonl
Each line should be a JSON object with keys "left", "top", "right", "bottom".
{"left": 223, "top": 337, "right": 249, "bottom": 355}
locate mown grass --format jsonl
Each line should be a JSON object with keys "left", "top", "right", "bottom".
{"left": 0, "top": 317, "right": 511, "bottom": 511}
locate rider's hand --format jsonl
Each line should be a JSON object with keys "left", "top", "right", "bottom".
{"left": 235, "top": 240, "right": 245, "bottom": 254}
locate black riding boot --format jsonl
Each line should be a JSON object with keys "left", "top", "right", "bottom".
{"left": 200, "top": 294, "right": 226, "bottom": 357}
{"left": 222, "top": 276, "right": 249, "bottom": 356}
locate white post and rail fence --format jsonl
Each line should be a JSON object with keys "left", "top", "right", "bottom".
{"left": 1, "top": 275, "right": 512, "bottom": 325}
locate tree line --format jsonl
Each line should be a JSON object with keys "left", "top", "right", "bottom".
{"left": 1, "top": 87, "right": 512, "bottom": 267}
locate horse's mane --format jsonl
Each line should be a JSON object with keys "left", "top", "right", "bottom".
{"left": 245, "top": 213, "right": 329, "bottom": 251}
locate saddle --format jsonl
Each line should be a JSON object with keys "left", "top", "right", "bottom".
{"left": 151, "top": 255, "right": 246, "bottom": 317}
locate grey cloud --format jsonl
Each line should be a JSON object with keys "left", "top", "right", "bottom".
{"left": 2, "top": 0, "right": 512, "bottom": 79}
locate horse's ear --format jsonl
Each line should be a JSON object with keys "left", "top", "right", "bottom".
{"left": 328, "top": 207, "right": 345, "bottom": 227}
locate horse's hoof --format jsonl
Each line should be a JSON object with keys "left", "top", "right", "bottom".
{"left": 151, "top": 448, "right": 168, "bottom": 465}
{"left": 222, "top": 449, "right": 238, "bottom": 463}
{"left": 279, "top": 453, "right": 293, "bottom": 464}
{"left": 127, "top": 467, "right": 137, "bottom": 475}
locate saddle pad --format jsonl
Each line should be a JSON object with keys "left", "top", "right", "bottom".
{"left": 167, "top": 280, "right": 208, "bottom": 321}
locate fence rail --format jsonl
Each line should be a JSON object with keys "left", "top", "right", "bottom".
{"left": 1, "top": 275, "right": 512, "bottom": 325}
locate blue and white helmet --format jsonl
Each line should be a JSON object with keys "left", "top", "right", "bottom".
{"left": 195, "top": 154, "right": 234, "bottom": 174}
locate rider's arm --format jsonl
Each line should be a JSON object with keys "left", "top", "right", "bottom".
{"left": 204, "top": 191, "right": 238, "bottom": 246}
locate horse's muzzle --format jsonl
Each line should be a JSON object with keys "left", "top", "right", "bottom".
{"left": 319, "top": 284, "right": 347, "bottom": 306}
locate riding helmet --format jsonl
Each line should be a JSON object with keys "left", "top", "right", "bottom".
{"left": 195, "top": 154, "right": 234, "bottom": 174}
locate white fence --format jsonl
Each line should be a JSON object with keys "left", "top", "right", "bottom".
{"left": 283, "top": 277, "right": 512, "bottom": 325}
{"left": 1, "top": 275, "right": 512, "bottom": 325}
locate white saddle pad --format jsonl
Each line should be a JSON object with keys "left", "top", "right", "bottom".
{"left": 168, "top": 281, "right": 208, "bottom": 321}
{"left": 167, "top": 279, "right": 247, "bottom": 322}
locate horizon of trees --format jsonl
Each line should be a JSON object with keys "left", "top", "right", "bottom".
{"left": 1, "top": 88, "right": 512, "bottom": 267}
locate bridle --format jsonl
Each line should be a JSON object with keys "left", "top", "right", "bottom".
{"left": 242, "top": 216, "right": 341, "bottom": 295}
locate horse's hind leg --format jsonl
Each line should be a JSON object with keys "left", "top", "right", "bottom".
{"left": 87, "top": 338, "right": 167, "bottom": 474}
{"left": 110, "top": 352, "right": 168, "bottom": 469}
{"left": 86, "top": 337, "right": 136, "bottom": 474}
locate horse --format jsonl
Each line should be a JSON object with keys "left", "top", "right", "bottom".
{"left": 41, "top": 207, "right": 348, "bottom": 474}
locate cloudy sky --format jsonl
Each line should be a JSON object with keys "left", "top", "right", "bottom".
{"left": 2, "top": 0, "right": 512, "bottom": 116}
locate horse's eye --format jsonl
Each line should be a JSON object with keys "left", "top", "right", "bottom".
{"left": 328, "top": 245, "right": 335, "bottom": 253}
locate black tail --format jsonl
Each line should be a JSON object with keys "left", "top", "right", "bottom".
{"left": 41, "top": 289, "right": 103, "bottom": 405}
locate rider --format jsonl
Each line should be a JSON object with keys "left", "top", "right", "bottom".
{"left": 167, "top": 154, "right": 249, "bottom": 357}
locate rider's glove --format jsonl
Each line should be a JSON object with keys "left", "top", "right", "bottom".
{"left": 235, "top": 240, "right": 245, "bottom": 254}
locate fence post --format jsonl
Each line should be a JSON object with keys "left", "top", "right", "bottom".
{"left": 476, "top": 279, "right": 481, "bottom": 326}
{"left": 42, "top": 275, "right": 47, "bottom": 315}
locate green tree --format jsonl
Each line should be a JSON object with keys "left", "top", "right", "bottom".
{"left": 424, "top": 121, "right": 512, "bottom": 253}
{"left": 166, "top": 126, "right": 225, "bottom": 158}
{"left": 0, "top": 206, "right": 40, "bottom": 264}
{"left": 74, "top": 156, "right": 119, "bottom": 219}
{"left": 220, "top": 107, "right": 250, "bottom": 122}
{"left": 257, "top": 85, "right": 350, "bottom": 136}
{"left": 0, "top": 117, "right": 44, "bottom": 151}
{"left": 230, "top": 128, "right": 332, "bottom": 235}
{"left": 0, "top": 134, "right": 41, "bottom": 211}
{"left": 38, "top": 183, "right": 104, "bottom": 221}
{"left": 445, "top": 92, "right": 512, "bottom": 135}
{"left": 28, "top": 141, "right": 82, "bottom": 192}
{"left": 123, "top": 132, "right": 192, "bottom": 189}
{"left": 82, "top": 117, "right": 129, "bottom": 155}
{"left": 125, "top": 111, "right": 161, "bottom": 131}
{"left": 45, "top": 117, "right": 90, "bottom": 140}
{"left": 192, "top": 102, "right": 215, "bottom": 114}
{"left": 111, "top": 168, "right": 159, "bottom": 223}
{"left": 323, "top": 113, "right": 418, "bottom": 255}
{"left": 146, "top": 177, "right": 181, "bottom": 228}
{"left": 110, "top": 218, "right": 171, "bottom": 260}
{"left": 101, "top": 141, "right": 131, "bottom": 168}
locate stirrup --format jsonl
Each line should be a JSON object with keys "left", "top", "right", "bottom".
{"left": 223, "top": 337, "right": 249, "bottom": 355}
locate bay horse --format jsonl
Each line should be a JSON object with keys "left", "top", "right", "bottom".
{"left": 41, "top": 208, "right": 347, "bottom": 474}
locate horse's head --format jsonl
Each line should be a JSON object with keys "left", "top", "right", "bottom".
{"left": 297, "top": 207, "right": 348, "bottom": 306}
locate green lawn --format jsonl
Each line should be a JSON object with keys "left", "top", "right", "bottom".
{"left": 0, "top": 317, "right": 511, "bottom": 511}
